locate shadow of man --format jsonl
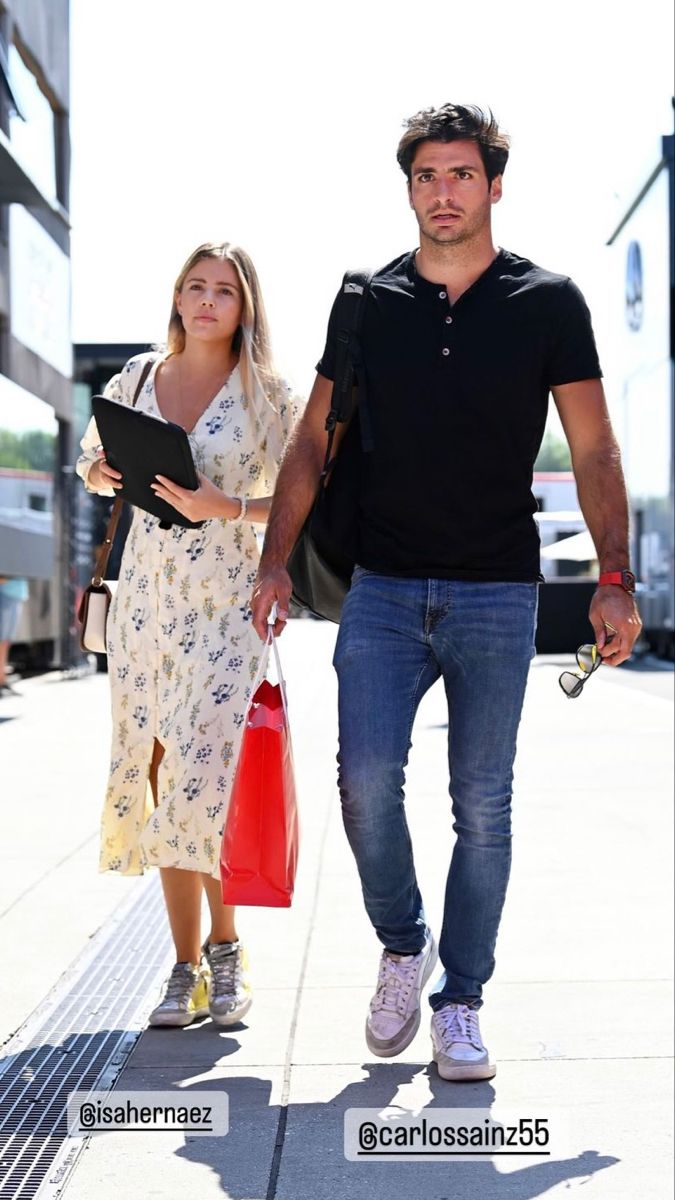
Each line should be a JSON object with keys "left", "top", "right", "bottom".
{"left": 173, "top": 1060, "right": 618, "bottom": 1200}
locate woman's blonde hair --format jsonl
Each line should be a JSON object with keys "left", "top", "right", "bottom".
{"left": 167, "top": 242, "right": 284, "bottom": 475}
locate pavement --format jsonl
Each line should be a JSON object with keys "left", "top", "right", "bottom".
{"left": 0, "top": 621, "right": 673, "bottom": 1200}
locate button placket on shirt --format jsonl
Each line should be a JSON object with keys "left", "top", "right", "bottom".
{"left": 439, "top": 290, "right": 453, "bottom": 361}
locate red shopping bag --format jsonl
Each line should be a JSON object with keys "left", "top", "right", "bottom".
{"left": 220, "top": 638, "right": 298, "bottom": 906}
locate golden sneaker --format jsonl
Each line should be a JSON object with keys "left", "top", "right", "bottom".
{"left": 203, "top": 941, "right": 253, "bottom": 1025}
{"left": 148, "top": 961, "right": 209, "bottom": 1027}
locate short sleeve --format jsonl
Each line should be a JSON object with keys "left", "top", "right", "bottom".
{"left": 315, "top": 286, "right": 343, "bottom": 381}
{"left": 546, "top": 279, "right": 602, "bottom": 387}
{"left": 276, "top": 378, "right": 304, "bottom": 452}
{"left": 258, "top": 377, "right": 305, "bottom": 493}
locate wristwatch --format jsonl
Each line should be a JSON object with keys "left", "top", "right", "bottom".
{"left": 598, "top": 569, "right": 636, "bottom": 594}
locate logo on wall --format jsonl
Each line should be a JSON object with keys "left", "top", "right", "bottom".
{"left": 625, "top": 240, "right": 643, "bottom": 332}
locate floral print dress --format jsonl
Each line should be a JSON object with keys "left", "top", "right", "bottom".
{"left": 76, "top": 352, "right": 299, "bottom": 878}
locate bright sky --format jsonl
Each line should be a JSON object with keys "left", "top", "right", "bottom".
{"left": 70, "top": 0, "right": 674, "bottom": 406}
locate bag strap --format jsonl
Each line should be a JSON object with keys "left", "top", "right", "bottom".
{"left": 90, "top": 357, "right": 155, "bottom": 586}
{"left": 248, "top": 627, "right": 290, "bottom": 728}
{"left": 319, "top": 268, "right": 374, "bottom": 483}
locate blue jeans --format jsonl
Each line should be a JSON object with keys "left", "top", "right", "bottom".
{"left": 333, "top": 569, "right": 538, "bottom": 1011}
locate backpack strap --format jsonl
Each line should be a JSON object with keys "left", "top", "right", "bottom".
{"left": 329, "top": 269, "right": 373, "bottom": 424}
{"left": 320, "top": 269, "right": 374, "bottom": 482}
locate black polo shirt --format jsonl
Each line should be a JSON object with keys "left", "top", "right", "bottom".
{"left": 316, "top": 247, "right": 602, "bottom": 581}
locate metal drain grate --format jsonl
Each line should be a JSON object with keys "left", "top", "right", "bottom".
{"left": 0, "top": 875, "right": 172, "bottom": 1200}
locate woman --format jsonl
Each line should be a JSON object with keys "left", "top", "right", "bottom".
{"left": 76, "top": 242, "right": 300, "bottom": 1028}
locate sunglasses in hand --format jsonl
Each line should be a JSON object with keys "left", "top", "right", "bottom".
{"left": 558, "top": 628, "right": 617, "bottom": 699}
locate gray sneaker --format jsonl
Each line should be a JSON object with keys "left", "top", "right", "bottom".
{"left": 366, "top": 930, "right": 438, "bottom": 1057}
{"left": 148, "top": 962, "right": 209, "bottom": 1028}
{"left": 203, "top": 941, "right": 252, "bottom": 1025}
{"left": 431, "top": 1003, "right": 496, "bottom": 1081}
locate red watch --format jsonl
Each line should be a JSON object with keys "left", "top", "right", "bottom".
{"left": 598, "top": 569, "right": 636, "bottom": 594}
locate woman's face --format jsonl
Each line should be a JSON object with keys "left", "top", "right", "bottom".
{"left": 176, "top": 257, "right": 244, "bottom": 345}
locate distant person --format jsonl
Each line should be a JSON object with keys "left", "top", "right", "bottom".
{"left": 77, "top": 242, "right": 300, "bottom": 1028}
{"left": 0, "top": 576, "right": 28, "bottom": 695}
{"left": 251, "top": 105, "right": 642, "bottom": 1080}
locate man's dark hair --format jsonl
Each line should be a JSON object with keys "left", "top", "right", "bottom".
{"left": 397, "top": 104, "right": 510, "bottom": 185}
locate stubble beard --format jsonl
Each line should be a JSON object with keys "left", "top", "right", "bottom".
{"left": 419, "top": 202, "right": 491, "bottom": 255}
{"left": 424, "top": 224, "right": 471, "bottom": 249}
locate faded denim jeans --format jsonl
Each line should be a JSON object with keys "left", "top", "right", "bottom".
{"left": 333, "top": 569, "right": 538, "bottom": 1011}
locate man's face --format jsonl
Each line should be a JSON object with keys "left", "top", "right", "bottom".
{"left": 408, "top": 139, "right": 502, "bottom": 248}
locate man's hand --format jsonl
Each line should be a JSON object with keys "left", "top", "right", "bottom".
{"left": 248, "top": 373, "right": 337, "bottom": 642}
{"left": 251, "top": 566, "right": 292, "bottom": 641}
{"left": 552, "top": 379, "right": 643, "bottom": 667}
{"left": 589, "top": 586, "right": 642, "bottom": 666}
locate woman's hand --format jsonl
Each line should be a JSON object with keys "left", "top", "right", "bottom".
{"left": 151, "top": 471, "right": 235, "bottom": 522}
{"left": 90, "top": 448, "right": 123, "bottom": 490}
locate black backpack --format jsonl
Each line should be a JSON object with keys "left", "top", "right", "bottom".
{"left": 287, "top": 268, "right": 373, "bottom": 622}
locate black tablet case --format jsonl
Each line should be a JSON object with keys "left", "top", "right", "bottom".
{"left": 91, "top": 395, "right": 205, "bottom": 529}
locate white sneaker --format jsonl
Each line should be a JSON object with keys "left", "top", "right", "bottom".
{"left": 366, "top": 931, "right": 438, "bottom": 1057}
{"left": 431, "top": 1003, "right": 496, "bottom": 1081}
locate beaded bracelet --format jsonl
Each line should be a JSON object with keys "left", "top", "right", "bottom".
{"left": 235, "top": 496, "right": 249, "bottom": 521}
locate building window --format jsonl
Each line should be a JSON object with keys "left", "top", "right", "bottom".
{"left": 0, "top": 20, "right": 23, "bottom": 130}
{"left": 0, "top": 313, "right": 7, "bottom": 375}
{"left": 8, "top": 44, "right": 57, "bottom": 202}
{"left": 0, "top": 377, "right": 57, "bottom": 581}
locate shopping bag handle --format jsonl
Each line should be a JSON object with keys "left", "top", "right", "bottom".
{"left": 248, "top": 624, "right": 289, "bottom": 727}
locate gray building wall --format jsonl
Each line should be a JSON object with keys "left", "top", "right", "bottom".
{"left": 0, "top": 0, "right": 72, "bottom": 664}
{"left": 1, "top": 0, "right": 71, "bottom": 416}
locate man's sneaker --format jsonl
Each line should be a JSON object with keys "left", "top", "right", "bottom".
{"left": 431, "top": 1003, "right": 496, "bottom": 1081}
{"left": 366, "top": 931, "right": 438, "bottom": 1057}
{"left": 148, "top": 962, "right": 209, "bottom": 1027}
{"left": 203, "top": 941, "right": 252, "bottom": 1025}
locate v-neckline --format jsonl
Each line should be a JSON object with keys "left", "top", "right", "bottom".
{"left": 151, "top": 357, "right": 239, "bottom": 436}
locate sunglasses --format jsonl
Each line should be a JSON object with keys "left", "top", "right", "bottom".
{"left": 558, "top": 630, "right": 616, "bottom": 699}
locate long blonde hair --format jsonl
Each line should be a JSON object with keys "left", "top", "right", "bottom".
{"left": 167, "top": 242, "right": 284, "bottom": 477}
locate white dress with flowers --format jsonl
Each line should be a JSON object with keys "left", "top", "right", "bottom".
{"left": 76, "top": 352, "right": 299, "bottom": 878}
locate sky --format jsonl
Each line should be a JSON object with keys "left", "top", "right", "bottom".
{"left": 69, "top": 0, "right": 674, "bottom": 408}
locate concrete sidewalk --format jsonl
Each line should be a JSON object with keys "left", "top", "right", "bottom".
{"left": 0, "top": 623, "right": 673, "bottom": 1199}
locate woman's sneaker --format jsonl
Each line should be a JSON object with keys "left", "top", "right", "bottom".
{"left": 203, "top": 941, "right": 252, "bottom": 1025}
{"left": 431, "top": 1003, "right": 496, "bottom": 1081}
{"left": 148, "top": 962, "right": 209, "bottom": 1027}
{"left": 366, "top": 930, "right": 437, "bottom": 1057}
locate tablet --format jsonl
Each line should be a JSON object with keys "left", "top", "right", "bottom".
{"left": 91, "top": 395, "right": 205, "bottom": 529}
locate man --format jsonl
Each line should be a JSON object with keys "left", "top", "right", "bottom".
{"left": 251, "top": 104, "right": 642, "bottom": 1081}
